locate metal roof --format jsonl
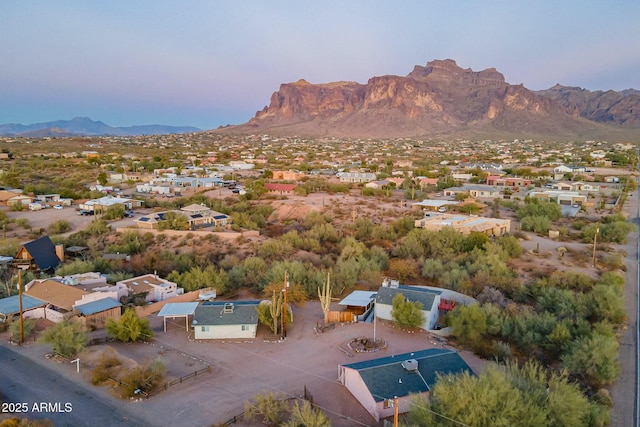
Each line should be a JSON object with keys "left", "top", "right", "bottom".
{"left": 0, "top": 295, "right": 46, "bottom": 315}
{"left": 157, "top": 302, "right": 199, "bottom": 317}
{"left": 339, "top": 291, "right": 377, "bottom": 307}
{"left": 75, "top": 298, "right": 121, "bottom": 315}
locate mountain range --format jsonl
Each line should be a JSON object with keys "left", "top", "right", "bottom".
{"left": 0, "top": 117, "right": 201, "bottom": 137}
{"left": 227, "top": 59, "right": 639, "bottom": 140}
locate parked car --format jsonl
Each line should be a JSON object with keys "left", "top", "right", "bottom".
{"left": 438, "top": 207, "right": 447, "bottom": 213}
{"left": 53, "top": 205, "right": 63, "bottom": 210}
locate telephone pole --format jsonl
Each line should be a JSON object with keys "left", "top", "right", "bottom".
{"left": 18, "top": 270, "right": 24, "bottom": 344}
{"left": 282, "top": 271, "right": 289, "bottom": 339}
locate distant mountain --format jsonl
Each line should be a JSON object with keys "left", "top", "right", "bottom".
{"left": 224, "top": 59, "right": 639, "bottom": 140}
{"left": 535, "top": 84, "right": 640, "bottom": 127}
{"left": 0, "top": 117, "right": 201, "bottom": 136}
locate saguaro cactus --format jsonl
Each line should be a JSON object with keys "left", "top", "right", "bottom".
{"left": 318, "top": 272, "right": 332, "bottom": 323}
{"left": 270, "top": 290, "right": 283, "bottom": 335}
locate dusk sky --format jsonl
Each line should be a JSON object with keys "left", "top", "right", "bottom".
{"left": 1, "top": 1, "right": 639, "bottom": 130}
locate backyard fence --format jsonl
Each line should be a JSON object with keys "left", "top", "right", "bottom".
{"left": 325, "top": 311, "right": 356, "bottom": 324}
{"left": 159, "top": 365, "right": 212, "bottom": 393}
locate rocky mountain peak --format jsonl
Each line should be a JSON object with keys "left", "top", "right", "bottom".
{"left": 232, "top": 59, "right": 639, "bottom": 139}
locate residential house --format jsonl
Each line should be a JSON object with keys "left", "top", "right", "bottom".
{"left": 180, "top": 204, "right": 231, "bottom": 229}
{"left": 418, "top": 177, "right": 438, "bottom": 189}
{"left": 272, "top": 170, "right": 305, "bottom": 181}
{"left": 451, "top": 173, "right": 473, "bottom": 182}
{"left": 414, "top": 213, "right": 511, "bottom": 236}
{"left": 338, "top": 348, "right": 474, "bottom": 422}
{"left": 411, "top": 199, "right": 459, "bottom": 212}
{"left": 338, "top": 172, "right": 377, "bottom": 183}
{"left": 5, "top": 194, "right": 32, "bottom": 208}
{"left": 264, "top": 183, "right": 296, "bottom": 195}
{"left": 365, "top": 179, "right": 393, "bottom": 190}
{"left": 78, "top": 195, "right": 142, "bottom": 214}
{"left": 443, "top": 185, "right": 501, "bottom": 199}
{"left": 0, "top": 190, "right": 30, "bottom": 207}
{"left": 15, "top": 236, "right": 63, "bottom": 272}
{"left": 24, "top": 279, "right": 89, "bottom": 322}
{"left": 528, "top": 190, "right": 588, "bottom": 206}
{"left": 192, "top": 301, "right": 260, "bottom": 340}
{"left": 135, "top": 206, "right": 231, "bottom": 230}
{"left": 116, "top": 274, "right": 179, "bottom": 303}
{"left": 551, "top": 182, "right": 574, "bottom": 191}
{"left": 572, "top": 182, "right": 600, "bottom": 192}
{"left": 375, "top": 281, "right": 441, "bottom": 331}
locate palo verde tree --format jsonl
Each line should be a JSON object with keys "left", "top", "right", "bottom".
{"left": 390, "top": 293, "right": 425, "bottom": 329}
{"left": 106, "top": 308, "right": 154, "bottom": 342}
{"left": 39, "top": 319, "right": 88, "bottom": 357}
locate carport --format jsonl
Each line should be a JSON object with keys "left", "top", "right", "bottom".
{"left": 157, "top": 302, "right": 199, "bottom": 332}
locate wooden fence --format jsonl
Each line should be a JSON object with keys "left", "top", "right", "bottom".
{"left": 158, "top": 366, "right": 212, "bottom": 393}
{"left": 107, "top": 365, "right": 212, "bottom": 398}
{"left": 325, "top": 311, "right": 356, "bottom": 324}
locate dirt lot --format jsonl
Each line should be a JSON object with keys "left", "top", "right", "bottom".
{"left": 5, "top": 301, "right": 483, "bottom": 427}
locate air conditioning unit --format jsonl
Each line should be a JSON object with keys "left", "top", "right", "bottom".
{"left": 401, "top": 359, "right": 419, "bottom": 372}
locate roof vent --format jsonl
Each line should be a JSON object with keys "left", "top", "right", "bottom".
{"left": 401, "top": 359, "right": 419, "bottom": 372}
{"left": 223, "top": 303, "right": 234, "bottom": 313}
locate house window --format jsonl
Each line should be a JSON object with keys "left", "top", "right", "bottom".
{"left": 201, "top": 326, "right": 209, "bottom": 332}
{"left": 241, "top": 325, "right": 249, "bottom": 331}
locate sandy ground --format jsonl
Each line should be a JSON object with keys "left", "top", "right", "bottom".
{"left": 1, "top": 301, "right": 483, "bottom": 427}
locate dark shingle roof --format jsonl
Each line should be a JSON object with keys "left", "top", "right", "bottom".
{"left": 193, "top": 302, "right": 259, "bottom": 326}
{"left": 22, "top": 236, "right": 60, "bottom": 271}
{"left": 343, "top": 349, "right": 473, "bottom": 401}
{"left": 375, "top": 285, "right": 440, "bottom": 311}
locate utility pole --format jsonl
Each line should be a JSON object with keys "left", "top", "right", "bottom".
{"left": 592, "top": 224, "right": 599, "bottom": 267}
{"left": 282, "top": 271, "right": 289, "bottom": 339}
{"left": 393, "top": 397, "right": 399, "bottom": 427}
{"left": 17, "top": 269, "right": 24, "bottom": 345}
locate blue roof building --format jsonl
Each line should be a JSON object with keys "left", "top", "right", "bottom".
{"left": 339, "top": 348, "right": 474, "bottom": 422}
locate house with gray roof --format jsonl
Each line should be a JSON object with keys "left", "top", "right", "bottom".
{"left": 192, "top": 301, "right": 259, "bottom": 340}
{"left": 338, "top": 348, "right": 474, "bottom": 422}
{"left": 375, "top": 281, "right": 441, "bottom": 330}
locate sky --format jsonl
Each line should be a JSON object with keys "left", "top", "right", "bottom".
{"left": 1, "top": 1, "right": 639, "bottom": 130}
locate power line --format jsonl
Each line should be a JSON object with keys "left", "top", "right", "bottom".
{"left": 369, "top": 391, "right": 472, "bottom": 427}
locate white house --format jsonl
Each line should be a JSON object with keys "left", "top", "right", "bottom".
{"left": 375, "top": 281, "right": 441, "bottom": 331}
{"left": 192, "top": 301, "right": 259, "bottom": 340}
{"left": 116, "top": 274, "right": 178, "bottom": 303}
{"left": 338, "top": 348, "right": 474, "bottom": 422}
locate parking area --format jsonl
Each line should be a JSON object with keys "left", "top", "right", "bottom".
{"left": 88, "top": 301, "right": 481, "bottom": 426}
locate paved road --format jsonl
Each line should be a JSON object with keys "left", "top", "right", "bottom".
{"left": 610, "top": 186, "right": 639, "bottom": 427}
{"left": 0, "top": 345, "right": 145, "bottom": 427}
